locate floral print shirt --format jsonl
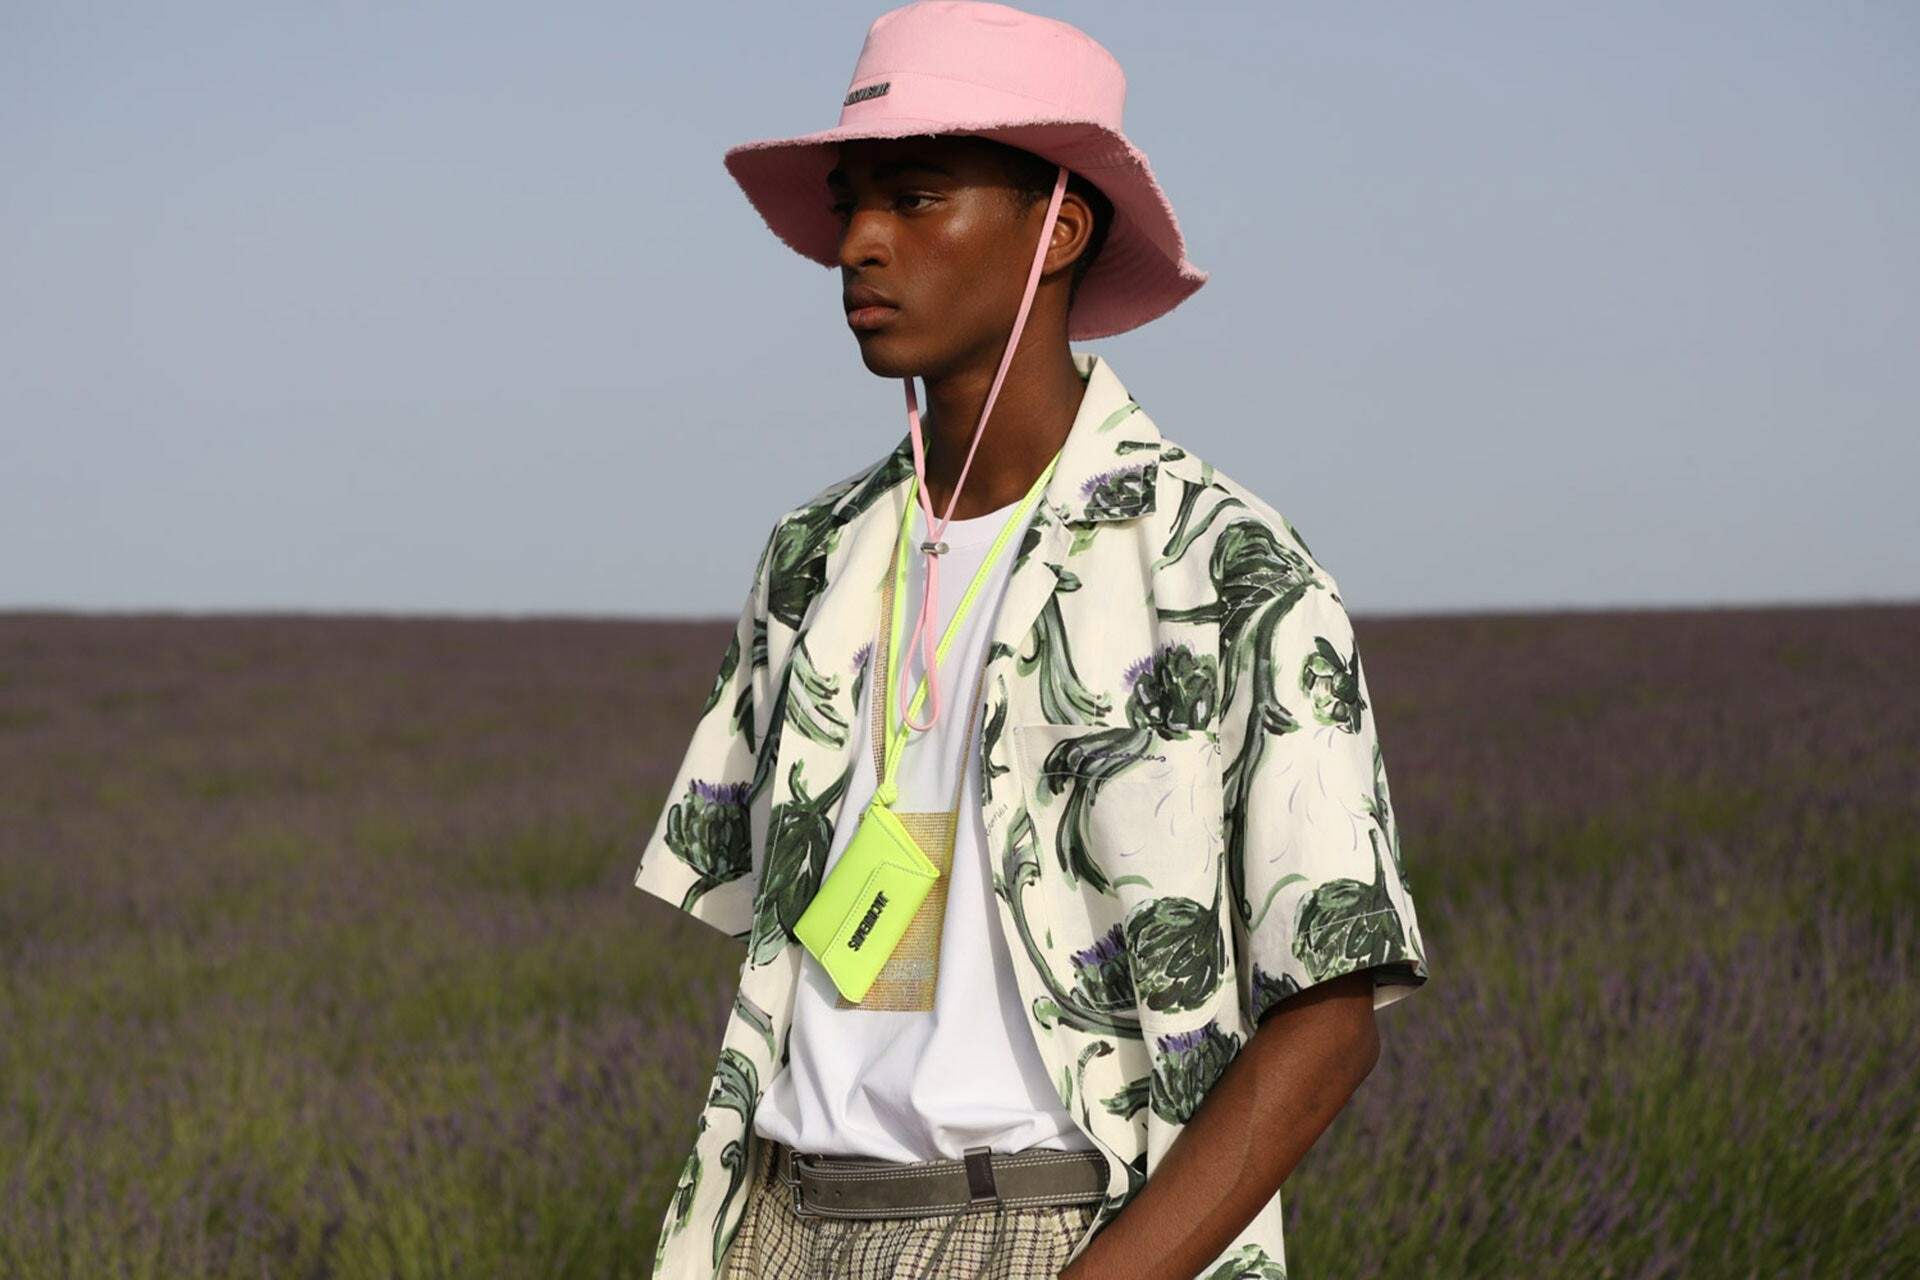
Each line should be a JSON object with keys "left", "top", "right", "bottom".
{"left": 633, "top": 352, "right": 1429, "bottom": 1279}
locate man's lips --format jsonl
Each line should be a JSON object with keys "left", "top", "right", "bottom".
{"left": 844, "top": 284, "right": 900, "bottom": 332}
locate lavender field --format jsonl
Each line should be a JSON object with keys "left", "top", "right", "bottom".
{"left": 2, "top": 605, "right": 1914, "bottom": 1278}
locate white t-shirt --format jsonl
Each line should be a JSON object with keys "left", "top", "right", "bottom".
{"left": 753, "top": 493, "right": 1097, "bottom": 1161}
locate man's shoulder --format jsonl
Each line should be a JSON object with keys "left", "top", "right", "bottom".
{"left": 765, "top": 446, "right": 911, "bottom": 537}
{"left": 745, "top": 446, "right": 912, "bottom": 611}
{"left": 1147, "top": 433, "right": 1344, "bottom": 597}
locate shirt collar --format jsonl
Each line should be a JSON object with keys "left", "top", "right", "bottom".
{"left": 1046, "top": 351, "right": 1160, "bottom": 525}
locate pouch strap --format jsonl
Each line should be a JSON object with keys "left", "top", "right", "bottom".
{"left": 873, "top": 456, "right": 1056, "bottom": 808}
{"left": 871, "top": 514, "right": 991, "bottom": 814}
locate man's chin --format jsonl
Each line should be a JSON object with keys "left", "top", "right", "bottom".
{"left": 850, "top": 332, "right": 929, "bottom": 381}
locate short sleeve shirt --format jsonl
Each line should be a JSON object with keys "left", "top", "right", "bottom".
{"left": 633, "top": 351, "right": 1430, "bottom": 1279}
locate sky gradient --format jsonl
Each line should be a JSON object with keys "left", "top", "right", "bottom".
{"left": 4, "top": 0, "right": 1915, "bottom": 619}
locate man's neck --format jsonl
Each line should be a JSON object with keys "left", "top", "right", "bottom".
{"left": 916, "top": 347, "right": 1087, "bottom": 520}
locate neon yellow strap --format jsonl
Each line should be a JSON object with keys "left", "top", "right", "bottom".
{"left": 874, "top": 453, "right": 1059, "bottom": 808}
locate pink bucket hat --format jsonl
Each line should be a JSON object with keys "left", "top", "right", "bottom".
{"left": 723, "top": 0, "right": 1207, "bottom": 340}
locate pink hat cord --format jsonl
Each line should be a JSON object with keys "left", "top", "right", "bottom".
{"left": 896, "top": 164, "right": 1068, "bottom": 735}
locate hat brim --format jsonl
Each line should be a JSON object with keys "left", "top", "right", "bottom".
{"left": 724, "top": 118, "right": 1206, "bottom": 341}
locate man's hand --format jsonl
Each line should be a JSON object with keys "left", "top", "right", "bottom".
{"left": 1056, "top": 969, "right": 1380, "bottom": 1280}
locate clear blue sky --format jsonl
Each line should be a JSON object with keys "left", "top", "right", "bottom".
{"left": 4, "top": 0, "right": 1915, "bottom": 618}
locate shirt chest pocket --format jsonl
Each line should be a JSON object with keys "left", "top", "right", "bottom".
{"left": 1008, "top": 721, "right": 1228, "bottom": 997}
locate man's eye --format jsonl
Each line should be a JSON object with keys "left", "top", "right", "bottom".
{"left": 896, "top": 193, "right": 935, "bottom": 211}
{"left": 828, "top": 200, "right": 853, "bottom": 222}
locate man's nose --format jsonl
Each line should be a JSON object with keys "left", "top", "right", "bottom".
{"left": 837, "top": 207, "right": 891, "bottom": 272}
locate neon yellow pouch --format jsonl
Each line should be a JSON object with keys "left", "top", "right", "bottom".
{"left": 793, "top": 802, "right": 940, "bottom": 1003}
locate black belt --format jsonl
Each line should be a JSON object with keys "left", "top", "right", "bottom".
{"left": 776, "top": 1139, "right": 1109, "bottom": 1220}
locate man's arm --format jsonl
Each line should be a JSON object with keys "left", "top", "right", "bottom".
{"left": 1057, "top": 970, "right": 1380, "bottom": 1280}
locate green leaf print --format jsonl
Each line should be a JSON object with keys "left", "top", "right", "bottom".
{"left": 765, "top": 506, "right": 838, "bottom": 631}
{"left": 1124, "top": 888, "right": 1226, "bottom": 1015}
{"left": 733, "top": 990, "right": 776, "bottom": 1060}
{"left": 1112, "top": 1150, "right": 1149, "bottom": 1215}
{"left": 1279, "top": 513, "right": 1316, "bottom": 564}
{"left": 979, "top": 680, "right": 1011, "bottom": 785}
{"left": 848, "top": 642, "right": 871, "bottom": 726}
{"left": 1071, "top": 1041, "right": 1119, "bottom": 1141}
{"left": 1301, "top": 635, "right": 1366, "bottom": 732}
{"left": 1080, "top": 464, "right": 1156, "bottom": 521}
{"left": 759, "top": 452, "right": 914, "bottom": 641}
{"left": 1159, "top": 520, "right": 1320, "bottom": 932}
{"left": 735, "top": 620, "right": 767, "bottom": 751}
{"left": 1096, "top": 399, "right": 1143, "bottom": 433}
{"left": 838, "top": 441, "right": 917, "bottom": 520}
{"left": 1203, "top": 1243, "right": 1289, "bottom": 1280}
{"left": 667, "top": 1146, "right": 700, "bottom": 1235}
{"left": 1102, "top": 1073, "right": 1150, "bottom": 1120}
{"left": 1196, "top": 522, "right": 1319, "bottom": 725}
{"left": 1249, "top": 962, "right": 1303, "bottom": 1026}
{"left": 995, "top": 809, "right": 1143, "bottom": 1040}
{"left": 746, "top": 670, "right": 789, "bottom": 809}
{"left": 713, "top": 1138, "right": 749, "bottom": 1270}
{"left": 784, "top": 637, "right": 849, "bottom": 747}
{"left": 732, "top": 679, "right": 756, "bottom": 754}
{"left": 1367, "top": 740, "right": 1413, "bottom": 903}
{"left": 751, "top": 759, "right": 850, "bottom": 965}
{"left": 1152, "top": 478, "right": 1245, "bottom": 575}
{"left": 703, "top": 1050, "right": 761, "bottom": 1268}
{"left": 664, "top": 779, "right": 753, "bottom": 909}
{"left": 1068, "top": 923, "right": 1135, "bottom": 1013}
{"left": 1011, "top": 521, "right": 1047, "bottom": 575}
{"left": 702, "top": 629, "right": 739, "bottom": 718}
{"left": 656, "top": 1115, "right": 705, "bottom": 1271}
{"left": 1037, "top": 644, "right": 1217, "bottom": 892}
{"left": 1149, "top": 1019, "right": 1242, "bottom": 1124}
{"left": 1040, "top": 725, "right": 1155, "bottom": 894}
{"left": 1124, "top": 642, "right": 1218, "bottom": 737}
{"left": 709, "top": 1047, "right": 757, "bottom": 1122}
{"left": 1293, "top": 835, "right": 1405, "bottom": 983}
{"left": 1017, "top": 566, "right": 1113, "bottom": 724}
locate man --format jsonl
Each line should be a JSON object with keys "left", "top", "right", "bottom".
{"left": 634, "top": 4, "right": 1429, "bottom": 1277}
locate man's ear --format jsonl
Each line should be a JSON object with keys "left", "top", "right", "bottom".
{"left": 1045, "top": 190, "right": 1097, "bottom": 280}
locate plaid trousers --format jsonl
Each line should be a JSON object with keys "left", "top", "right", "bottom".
{"left": 718, "top": 1133, "right": 1099, "bottom": 1280}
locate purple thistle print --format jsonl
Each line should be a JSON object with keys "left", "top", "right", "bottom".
{"left": 1079, "top": 465, "right": 1148, "bottom": 499}
{"left": 1124, "top": 643, "right": 1189, "bottom": 692}
{"left": 1150, "top": 1017, "right": 1240, "bottom": 1124}
{"left": 690, "top": 780, "right": 750, "bottom": 808}
{"left": 1248, "top": 962, "right": 1301, "bottom": 1025}
{"left": 1072, "top": 922, "right": 1128, "bottom": 971}
{"left": 669, "top": 778, "right": 754, "bottom": 899}
{"left": 849, "top": 641, "right": 873, "bottom": 676}
{"left": 1079, "top": 465, "right": 1154, "bottom": 521}
{"left": 1068, "top": 923, "right": 1134, "bottom": 1014}
{"left": 1155, "top": 1019, "right": 1222, "bottom": 1057}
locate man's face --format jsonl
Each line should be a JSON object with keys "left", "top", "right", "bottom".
{"left": 827, "top": 135, "right": 1046, "bottom": 382}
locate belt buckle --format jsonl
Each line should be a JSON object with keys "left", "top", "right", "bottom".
{"left": 783, "top": 1147, "right": 820, "bottom": 1218}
